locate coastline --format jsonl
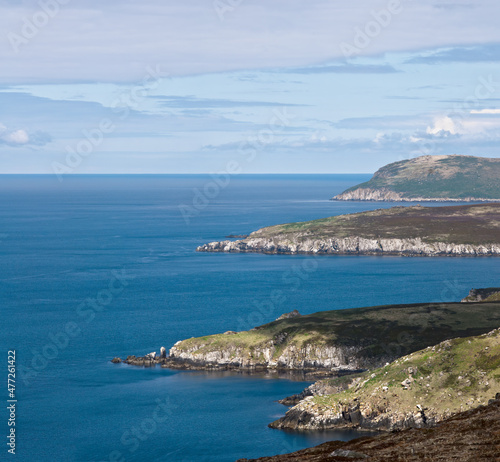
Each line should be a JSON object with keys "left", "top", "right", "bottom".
{"left": 196, "top": 236, "right": 500, "bottom": 256}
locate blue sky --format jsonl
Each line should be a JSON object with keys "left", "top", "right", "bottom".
{"left": 0, "top": 0, "right": 500, "bottom": 173}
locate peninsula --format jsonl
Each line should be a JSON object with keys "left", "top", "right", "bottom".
{"left": 333, "top": 155, "right": 500, "bottom": 202}
{"left": 196, "top": 203, "right": 500, "bottom": 256}
{"left": 118, "top": 301, "right": 500, "bottom": 373}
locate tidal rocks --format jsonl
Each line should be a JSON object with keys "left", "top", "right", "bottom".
{"left": 123, "top": 355, "right": 162, "bottom": 367}
{"left": 110, "top": 357, "right": 122, "bottom": 364}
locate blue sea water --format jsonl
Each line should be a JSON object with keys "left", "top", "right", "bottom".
{"left": 1, "top": 174, "right": 499, "bottom": 462}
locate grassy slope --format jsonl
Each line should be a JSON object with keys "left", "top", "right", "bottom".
{"left": 340, "top": 155, "right": 500, "bottom": 199}
{"left": 312, "top": 328, "right": 500, "bottom": 419}
{"left": 174, "top": 302, "right": 500, "bottom": 363}
{"left": 249, "top": 203, "right": 500, "bottom": 245}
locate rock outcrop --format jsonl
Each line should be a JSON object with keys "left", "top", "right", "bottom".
{"left": 278, "top": 375, "right": 362, "bottom": 406}
{"left": 275, "top": 310, "right": 301, "bottom": 321}
{"left": 462, "top": 287, "right": 500, "bottom": 302}
{"left": 167, "top": 341, "right": 369, "bottom": 372}
{"left": 333, "top": 187, "right": 500, "bottom": 202}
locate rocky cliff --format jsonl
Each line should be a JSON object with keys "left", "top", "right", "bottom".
{"left": 197, "top": 235, "right": 500, "bottom": 256}
{"left": 269, "top": 328, "right": 500, "bottom": 432}
{"left": 197, "top": 203, "right": 500, "bottom": 257}
{"left": 333, "top": 155, "right": 500, "bottom": 202}
{"left": 167, "top": 339, "right": 369, "bottom": 372}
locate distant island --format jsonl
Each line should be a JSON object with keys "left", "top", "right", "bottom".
{"left": 333, "top": 155, "right": 500, "bottom": 202}
{"left": 196, "top": 203, "right": 500, "bottom": 256}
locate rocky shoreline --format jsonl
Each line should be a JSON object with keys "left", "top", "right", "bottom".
{"left": 197, "top": 235, "right": 500, "bottom": 256}
{"left": 332, "top": 187, "right": 500, "bottom": 202}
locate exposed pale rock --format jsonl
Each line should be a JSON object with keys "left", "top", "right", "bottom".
{"left": 197, "top": 235, "right": 500, "bottom": 256}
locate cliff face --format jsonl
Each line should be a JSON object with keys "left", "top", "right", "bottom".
{"left": 334, "top": 187, "right": 500, "bottom": 202}
{"left": 333, "top": 155, "right": 500, "bottom": 202}
{"left": 270, "top": 328, "right": 500, "bottom": 432}
{"left": 197, "top": 235, "right": 500, "bottom": 256}
{"left": 168, "top": 340, "right": 372, "bottom": 372}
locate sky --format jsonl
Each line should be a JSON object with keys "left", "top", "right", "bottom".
{"left": 1, "top": 0, "right": 500, "bottom": 174}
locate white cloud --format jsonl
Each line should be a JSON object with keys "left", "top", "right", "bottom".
{"left": 470, "top": 109, "right": 500, "bottom": 114}
{"left": 426, "top": 116, "right": 459, "bottom": 135}
{"left": 3, "top": 129, "right": 29, "bottom": 144}
{"left": 0, "top": 123, "right": 50, "bottom": 146}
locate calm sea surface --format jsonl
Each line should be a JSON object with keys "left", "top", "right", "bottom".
{"left": 1, "top": 174, "right": 498, "bottom": 462}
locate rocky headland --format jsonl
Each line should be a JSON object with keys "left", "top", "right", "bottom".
{"left": 114, "top": 301, "right": 500, "bottom": 374}
{"left": 196, "top": 203, "right": 500, "bottom": 256}
{"left": 333, "top": 155, "right": 500, "bottom": 202}
{"left": 269, "top": 328, "right": 500, "bottom": 432}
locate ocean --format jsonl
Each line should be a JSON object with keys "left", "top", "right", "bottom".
{"left": 1, "top": 174, "right": 499, "bottom": 462}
